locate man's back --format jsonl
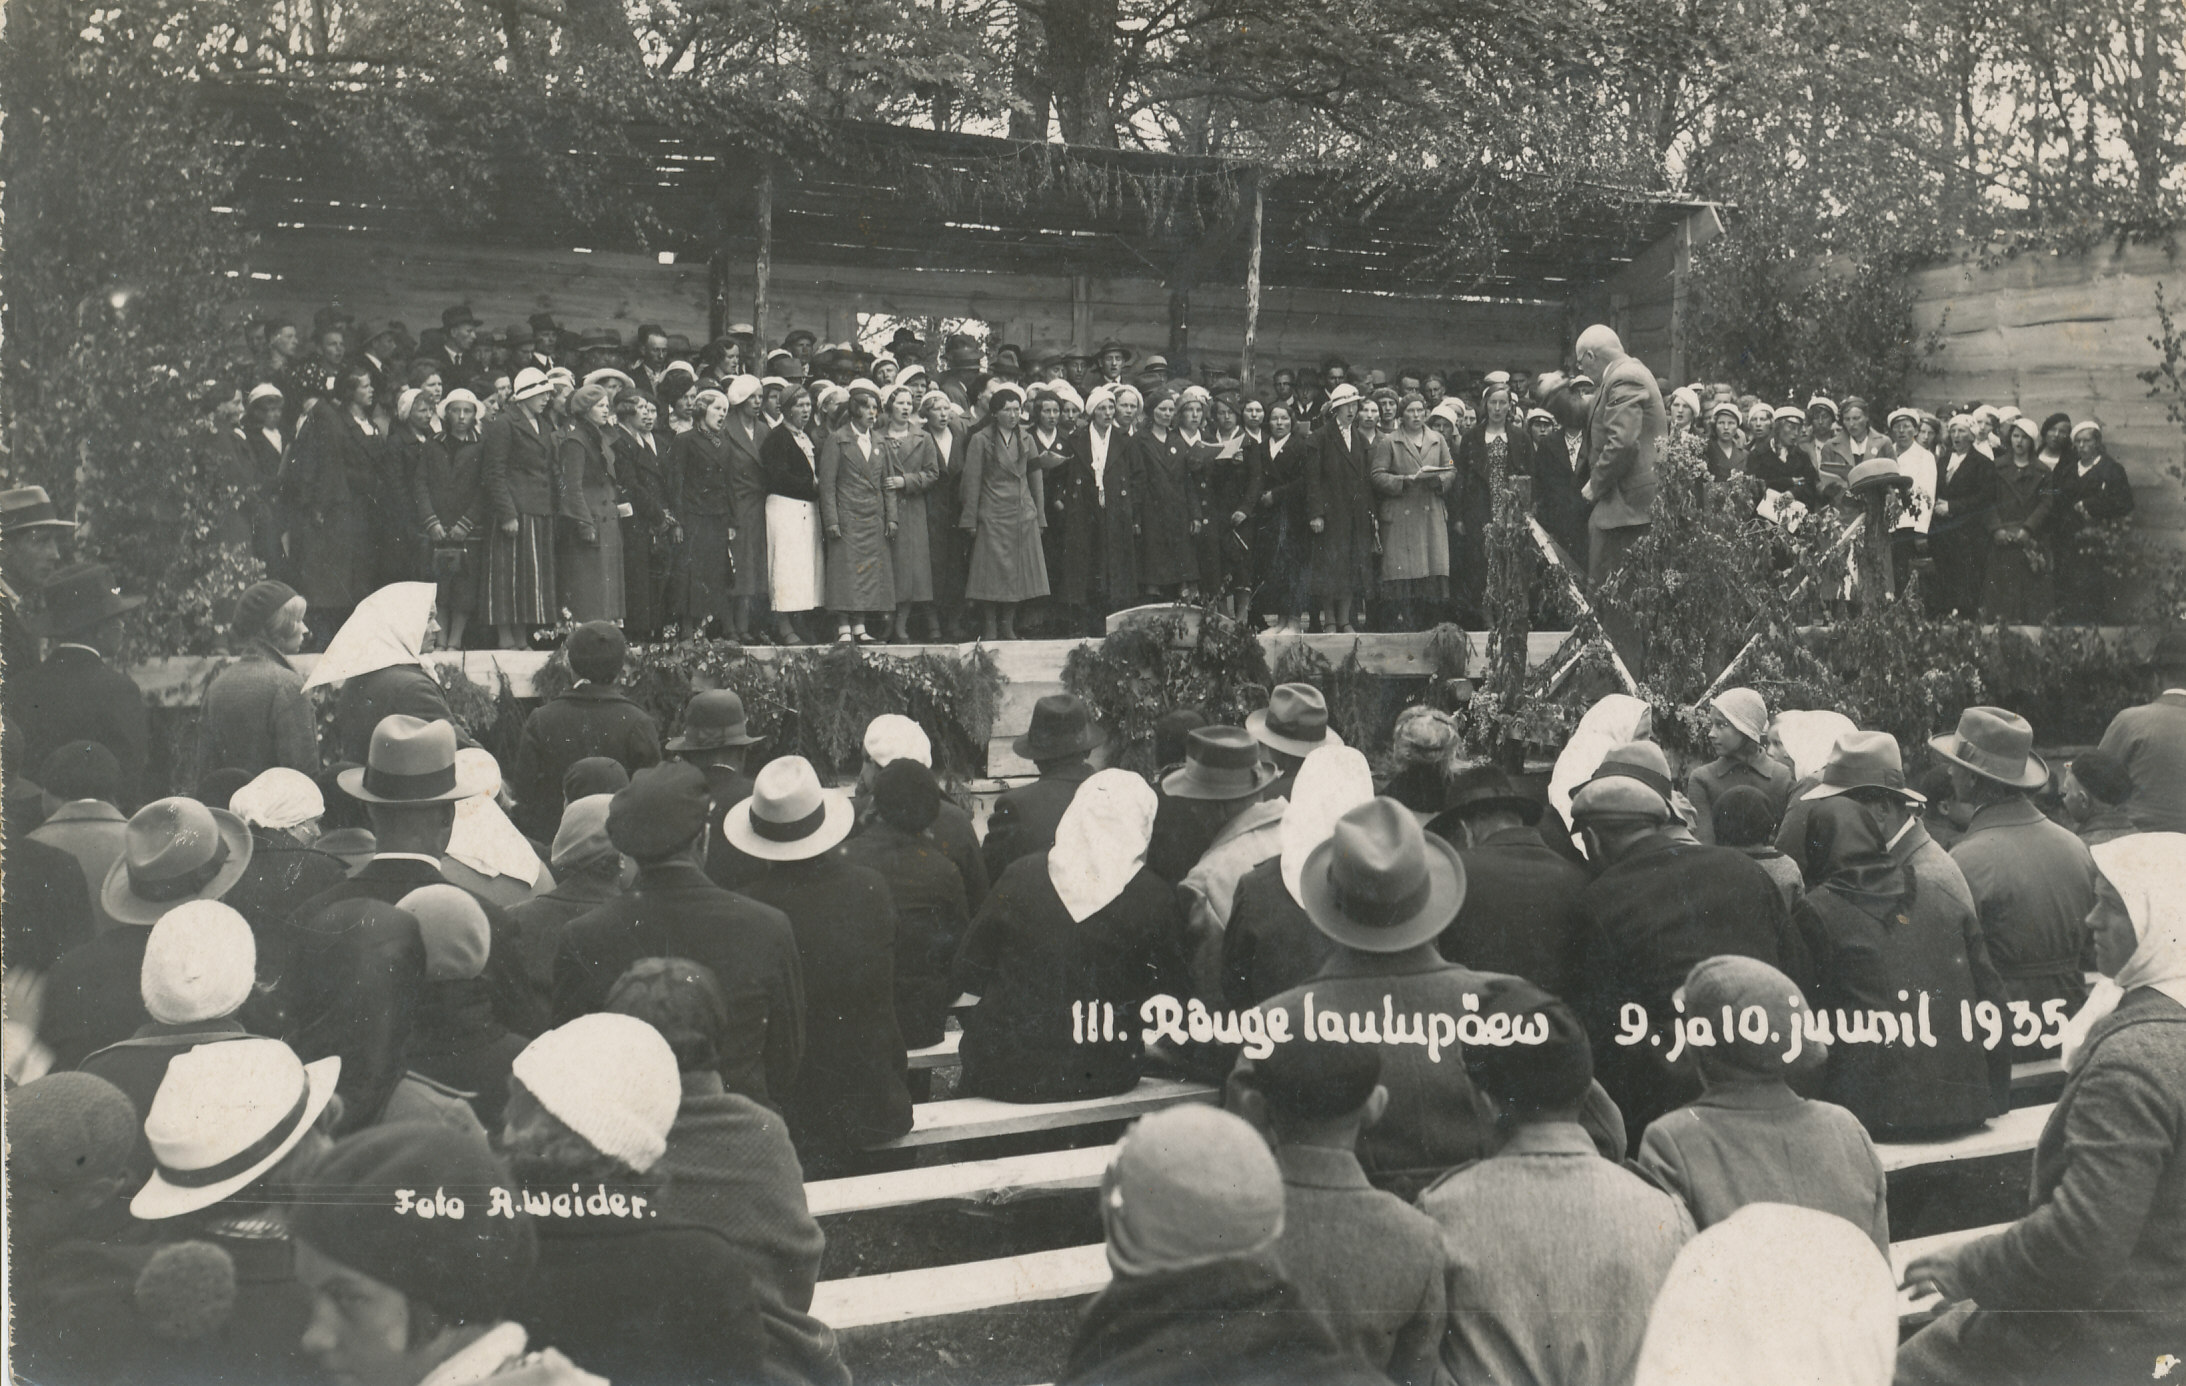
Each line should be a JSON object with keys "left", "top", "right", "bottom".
{"left": 1582, "top": 355, "right": 1666, "bottom": 530}
{"left": 2097, "top": 690, "right": 2186, "bottom": 833}
{"left": 509, "top": 686, "right": 662, "bottom": 839}
{"left": 843, "top": 823, "right": 970, "bottom": 1049}
{"left": 982, "top": 763, "right": 1094, "bottom": 878}
{"left": 1441, "top": 825, "right": 1590, "bottom": 1002}
{"left": 1423, "top": 1121, "right": 1691, "bottom": 1386}
{"left": 16, "top": 649, "right": 149, "bottom": 810}
{"left": 1220, "top": 855, "right": 1336, "bottom": 1011}
{"left": 1273, "top": 1144, "right": 1447, "bottom": 1386}
{"left": 1949, "top": 798, "right": 2097, "bottom": 1039}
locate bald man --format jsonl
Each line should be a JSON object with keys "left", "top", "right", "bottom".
{"left": 1573, "top": 325, "right": 1666, "bottom": 588}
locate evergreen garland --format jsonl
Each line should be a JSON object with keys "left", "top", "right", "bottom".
{"left": 1063, "top": 609, "right": 1273, "bottom": 776}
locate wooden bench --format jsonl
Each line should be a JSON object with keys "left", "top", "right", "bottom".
{"left": 1892, "top": 1222, "right": 2010, "bottom": 1323}
{"left": 907, "top": 1030, "right": 963, "bottom": 1071}
{"left": 2009, "top": 1059, "right": 2064, "bottom": 1107}
{"left": 1876, "top": 1104, "right": 2050, "bottom": 1174}
{"left": 811, "top": 1143, "right": 1115, "bottom": 1219}
{"left": 867, "top": 1077, "right": 1218, "bottom": 1151}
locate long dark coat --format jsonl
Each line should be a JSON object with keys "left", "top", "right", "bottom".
{"left": 507, "top": 684, "right": 663, "bottom": 840}
{"left": 722, "top": 412, "right": 772, "bottom": 597}
{"left": 1050, "top": 422, "right": 1141, "bottom": 611}
{"left": 613, "top": 425, "right": 671, "bottom": 637}
{"left": 330, "top": 662, "right": 460, "bottom": 766}
{"left": 1435, "top": 823, "right": 1592, "bottom": 1004}
{"left": 1528, "top": 428, "right": 1590, "bottom": 562}
{"left": 672, "top": 425, "right": 738, "bottom": 626}
{"left": 921, "top": 421, "right": 971, "bottom": 612}
{"left": 952, "top": 852, "right": 1194, "bottom": 1103}
{"left": 1252, "top": 434, "right": 1314, "bottom": 616}
{"left": 1930, "top": 447, "right": 1998, "bottom": 617}
{"left": 2050, "top": 447, "right": 2136, "bottom": 621}
{"left": 1307, "top": 418, "right": 1377, "bottom": 602}
{"left": 15, "top": 644, "right": 152, "bottom": 810}
{"left": 980, "top": 760, "right": 1097, "bottom": 880}
{"left": 739, "top": 854, "right": 915, "bottom": 1153}
{"left": 1134, "top": 429, "right": 1203, "bottom": 588}
{"left": 843, "top": 821, "right": 971, "bottom": 1049}
{"left": 292, "top": 400, "right": 386, "bottom": 609}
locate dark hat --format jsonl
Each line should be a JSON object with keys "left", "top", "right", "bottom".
{"left": 562, "top": 756, "right": 632, "bottom": 803}
{"left": 1710, "top": 785, "right": 1780, "bottom": 849}
{"left": 1298, "top": 797, "right": 1467, "bottom": 953}
{"left": 991, "top": 343, "right": 1025, "bottom": 367}
{"left": 102, "top": 797, "right": 255, "bottom": 927}
{"left": 2067, "top": 748, "right": 2133, "bottom": 807}
{"left": 1033, "top": 348, "right": 1068, "bottom": 370}
{"left": 1249, "top": 1035, "right": 1382, "bottom": 1123}
{"left": 874, "top": 758, "right": 942, "bottom": 833}
{"left": 1459, "top": 977, "right": 1594, "bottom": 1114}
{"left": 781, "top": 328, "right": 818, "bottom": 349}
{"left": 607, "top": 761, "right": 713, "bottom": 860}
{"left": 1434, "top": 765, "right": 1543, "bottom": 825}
{"left": 441, "top": 304, "right": 483, "bottom": 330}
{"left": 231, "top": 580, "right": 299, "bottom": 641}
{"left": 34, "top": 562, "right": 144, "bottom": 637}
{"left": 41, "top": 740, "right": 121, "bottom": 804}
{"left": 338, "top": 717, "right": 492, "bottom": 806}
{"left": 1928, "top": 706, "right": 2048, "bottom": 790}
{"left": 291, "top": 1122, "right": 537, "bottom": 1326}
{"left": 504, "top": 321, "right": 535, "bottom": 348}
{"left": 665, "top": 690, "right": 760, "bottom": 752}
{"left": 1246, "top": 684, "right": 1344, "bottom": 759}
{"left": 945, "top": 342, "right": 984, "bottom": 370}
{"left": 1012, "top": 694, "right": 1105, "bottom": 761}
{"left": 527, "top": 312, "right": 564, "bottom": 336}
{"left": 1095, "top": 338, "right": 1136, "bottom": 364}
{"left": 1161, "top": 726, "right": 1279, "bottom": 801}
{"left": 886, "top": 327, "right": 927, "bottom": 355}
{"left": 565, "top": 620, "right": 627, "bottom": 682}
{"left": 577, "top": 329, "right": 619, "bottom": 352}
{"left": 0, "top": 485, "right": 76, "bottom": 534}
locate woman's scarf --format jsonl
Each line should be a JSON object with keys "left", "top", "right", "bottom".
{"left": 1049, "top": 769, "right": 1156, "bottom": 923}
{"left": 2062, "top": 833, "right": 2186, "bottom": 1070}
{"left": 448, "top": 748, "right": 543, "bottom": 888}
{"left": 1770, "top": 709, "right": 1858, "bottom": 782}
{"left": 1798, "top": 796, "right": 1911, "bottom": 921}
{"left": 230, "top": 767, "right": 325, "bottom": 832}
{"left": 304, "top": 582, "right": 437, "bottom": 689}
{"left": 1280, "top": 747, "right": 1376, "bottom": 907}
{"left": 1548, "top": 694, "right": 1653, "bottom": 823}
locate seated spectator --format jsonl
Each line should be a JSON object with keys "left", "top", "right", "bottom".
{"left": 197, "top": 579, "right": 321, "bottom": 782}
{"left": 1146, "top": 705, "right": 1220, "bottom": 885}
{"left": 1684, "top": 688, "right": 1795, "bottom": 843}
{"left": 40, "top": 796, "right": 255, "bottom": 1071}
{"left": 726, "top": 756, "right": 913, "bottom": 1158}
{"left": 2062, "top": 746, "right": 2136, "bottom": 847}
{"left": 1421, "top": 979, "right": 1691, "bottom": 1386}
{"left": 1429, "top": 763, "right": 1590, "bottom": 1001}
{"left": 1378, "top": 705, "right": 1459, "bottom": 817}
{"left": 508, "top": 794, "right": 625, "bottom": 1007}
{"left": 1792, "top": 793, "right": 2010, "bottom": 1137}
{"left": 663, "top": 690, "right": 766, "bottom": 892}
{"left": 291, "top": 1122, "right": 603, "bottom": 1386}
{"left": 842, "top": 759, "right": 969, "bottom": 1051}
{"left": 14, "top": 562, "right": 152, "bottom": 810}
{"left": 982, "top": 693, "right": 1104, "bottom": 880}
{"left": 1170, "top": 726, "right": 1286, "bottom": 995}
{"left": 1220, "top": 745, "right": 1372, "bottom": 1009}
{"left": 562, "top": 754, "right": 631, "bottom": 803}
{"left": 504, "top": 1014, "right": 769, "bottom": 1386}
{"left": 2092, "top": 667, "right": 2186, "bottom": 833}
{"left": 1634, "top": 1204, "right": 1898, "bottom": 1386}
{"left": 401, "top": 884, "right": 526, "bottom": 1130}
{"left": 1235, "top": 1041, "right": 1447, "bottom": 1386}
{"left": 30, "top": 740, "right": 130, "bottom": 930}
{"left": 508, "top": 622, "right": 661, "bottom": 839}
{"left": 1060, "top": 1105, "right": 1386, "bottom": 1386}
{"left": 439, "top": 747, "right": 555, "bottom": 910}
{"left": 555, "top": 763, "right": 805, "bottom": 1109}
{"left": 222, "top": 767, "right": 351, "bottom": 1005}
{"left": 854, "top": 712, "right": 987, "bottom": 914}
{"left": 956, "top": 768, "right": 1194, "bottom": 1103}
{"left": 1710, "top": 784, "right": 1803, "bottom": 909}
{"left": 1636, "top": 956, "right": 1888, "bottom": 1250}
{"left": 306, "top": 583, "right": 465, "bottom": 765}
{"left": 1246, "top": 683, "right": 1345, "bottom": 800}
{"left": 78, "top": 900, "right": 257, "bottom": 1191}
{"left": 605, "top": 958, "right": 849, "bottom": 1386}
{"left": 1899, "top": 833, "right": 2186, "bottom": 1381}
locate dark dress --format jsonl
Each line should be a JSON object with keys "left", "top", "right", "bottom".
{"left": 1930, "top": 447, "right": 1998, "bottom": 618}
{"left": 842, "top": 820, "right": 971, "bottom": 1048}
{"left": 1307, "top": 419, "right": 1377, "bottom": 605}
{"left": 1200, "top": 440, "right": 1261, "bottom": 597}
{"left": 1253, "top": 434, "right": 1314, "bottom": 617}
{"left": 612, "top": 426, "right": 671, "bottom": 638}
{"left": 1134, "top": 429, "right": 1203, "bottom": 590}
{"left": 292, "top": 401, "right": 386, "bottom": 612}
{"left": 412, "top": 426, "right": 489, "bottom": 625}
{"left": 2049, "top": 445, "right": 2136, "bottom": 622}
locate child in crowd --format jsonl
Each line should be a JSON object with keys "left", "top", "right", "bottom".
{"left": 1709, "top": 784, "right": 1803, "bottom": 909}
{"left": 1636, "top": 955, "right": 1889, "bottom": 1252}
{"left": 1684, "top": 688, "right": 1795, "bottom": 843}
{"left": 1238, "top": 1039, "right": 1448, "bottom": 1386}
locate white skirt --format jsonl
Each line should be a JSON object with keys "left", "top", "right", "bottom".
{"left": 766, "top": 495, "right": 825, "bottom": 613}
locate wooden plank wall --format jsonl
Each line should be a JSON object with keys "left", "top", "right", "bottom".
{"left": 241, "top": 231, "right": 1571, "bottom": 379}
{"left": 1573, "top": 208, "right": 1721, "bottom": 386}
{"left": 1907, "top": 240, "right": 2185, "bottom": 548}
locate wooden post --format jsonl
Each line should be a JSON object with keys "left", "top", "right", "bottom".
{"left": 754, "top": 159, "right": 774, "bottom": 348}
{"left": 1241, "top": 176, "right": 1264, "bottom": 393}
{"left": 1860, "top": 486, "right": 1898, "bottom": 601}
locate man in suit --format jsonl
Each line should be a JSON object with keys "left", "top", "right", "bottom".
{"left": 13, "top": 564, "right": 150, "bottom": 812}
{"left": 661, "top": 690, "right": 766, "bottom": 891}
{"left": 1050, "top": 385, "right": 1140, "bottom": 635}
{"left": 288, "top": 716, "right": 548, "bottom": 1040}
{"left": 1, "top": 484, "right": 73, "bottom": 676}
{"left": 555, "top": 761, "right": 807, "bottom": 1111}
{"left": 1426, "top": 766, "right": 1590, "bottom": 1004}
{"left": 435, "top": 304, "right": 483, "bottom": 391}
{"left": 1574, "top": 324, "right": 1666, "bottom": 589}
{"left": 982, "top": 694, "right": 1103, "bottom": 879}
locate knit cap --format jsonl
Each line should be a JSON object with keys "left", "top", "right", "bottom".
{"left": 862, "top": 713, "right": 932, "bottom": 769}
{"left": 550, "top": 793, "right": 619, "bottom": 875}
{"left": 606, "top": 762, "right": 712, "bottom": 861}
{"left": 510, "top": 1014, "right": 681, "bottom": 1173}
{"left": 1679, "top": 955, "right": 1824, "bottom": 1080}
{"left": 141, "top": 900, "right": 257, "bottom": 1023}
{"left": 1711, "top": 688, "right": 1769, "bottom": 745}
{"left": 560, "top": 756, "right": 630, "bottom": 804}
{"left": 1100, "top": 1105, "right": 1284, "bottom": 1278}
{"left": 291, "top": 1122, "right": 538, "bottom": 1325}
{"left": 565, "top": 622, "right": 626, "bottom": 683}
{"left": 8, "top": 1071, "right": 138, "bottom": 1187}
{"left": 398, "top": 885, "right": 491, "bottom": 981}
{"left": 232, "top": 581, "right": 299, "bottom": 641}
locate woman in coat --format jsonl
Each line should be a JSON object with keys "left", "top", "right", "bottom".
{"left": 672, "top": 388, "right": 738, "bottom": 639}
{"left": 820, "top": 380, "right": 897, "bottom": 643}
{"left": 879, "top": 383, "right": 941, "bottom": 642}
{"left": 2051, "top": 419, "right": 2137, "bottom": 623}
{"left": 1254, "top": 401, "right": 1314, "bottom": 631}
{"left": 1133, "top": 389, "right": 1205, "bottom": 602}
{"left": 413, "top": 388, "right": 488, "bottom": 650}
{"left": 1308, "top": 385, "right": 1377, "bottom": 632}
{"left": 1371, "top": 394, "right": 1455, "bottom": 631}
{"left": 953, "top": 769, "right": 1195, "bottom": 1103}
{"left": 557, "top": 383, "right": 623, "bottom": 625}
{"left": 307, "top": 581, "right": 464, "bottom": 764}
{"left": 1981, "top": 416, "right": 2054, "bottom": 623}
{"left": 612, "top": 389, "right": 671, "bottom": 641}
{"left": 198, "top": 582, "right": 321, "bottom": 783}
{"left": 291, "top": 367, "right": 385, "bottom": 642}
{"left": 960, "top": 383, "right": 1064, "bottom": 641}
{"left": 1928, "top": 414, "right": 1998, "bottom": 619}
{"left": 1452, "top": 384, "right": 1529, "bottom": 627}
{"left": 482, "top": 368, "right": 575, "bottom": 647}
{"left": 1201, "top": 396, "right": 1261, "bottom": 620}
{"left": 384, "top": 388, "right": 440, "bottom": 587}
{"left": 1899, "top": 833, "right": 2186, "bottom": 1383}
{"left": 719, "top": 376, "right": 773, "bottom": 645}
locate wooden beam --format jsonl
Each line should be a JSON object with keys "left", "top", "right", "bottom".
{"left": 1241, "top": 176, "right": 1264, "bottom": 393}
{"left": 754, "top": 159, "right": 774, "bottom": 345}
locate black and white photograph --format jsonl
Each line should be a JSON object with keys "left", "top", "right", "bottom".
{"left": 3, "top": 0, "right": 2185, "bottom": 1380}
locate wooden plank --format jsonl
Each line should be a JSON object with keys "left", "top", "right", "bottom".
{"left": 1876, "top": 1103, "right": 2049, "bottom": 1174}
{"left": 812, "top": 1243, "right": 1110, "bottom": 1331}
{"left": 868, "top": 1077, "right": 1217, "bottom": 1150}
{"left": 907, "top": 1029, "right": 962, "bottom": 1071}
{"left": 807, "top": 1143, "right": 1112, "bottom": 1219}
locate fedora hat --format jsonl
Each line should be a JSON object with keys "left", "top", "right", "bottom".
{"left": 441, "top": 303, "right": 483, "bottom": 330}
{"left": 1846, "top": 458, "right": 1913, "bottom": 496}
{"left": 132, "top": 1038, "right": 340, "bottom": 1220}
{"left": 1803, "top": 730, "right": 1926, "bottom": 803}
{"left": 336, "top": 716, "right": 492, "bottom": 805}
{"left": 102, "top": 797, "right": 255, "bottom": 926}
{"left": 0, "top": 485, "right": 76, "bottom": 534}
{"left": 1928, "top": 706, "right": 2049, "bottom": 790}
{"left": 1162, "top": 726, "right": 1280, "bottom": 802}
{"left": 1433, "top": 764, "right": 1543, "bottom": 826}
{"left": 666, "top": 690, "right": 761, "bottom": 752}
{"left": 1246, "top": 684, "right": 1344, "bottom": 759}
{"left": 1299, "top": 798, "right": 1467, "bottom": 954}
{"left": 33, "top": 562, "right": 144, "bottom": 637}
{"left": 528, "top": 312, "right": 565, "bottom": 336}
{"left": 1013, "top": 694, "right": 1106, "bottom": 761}
{"left": 1323, "top": 383, "right": 1365, "bottom": 412}
{"left": 1095, "top": 338, "right": 1136, "bottom": 365}
{"left": 723, "top": 756, "right": 854, "bottom": 861}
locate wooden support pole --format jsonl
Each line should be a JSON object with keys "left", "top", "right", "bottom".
{"left": 1524, "top": 516, "right": 1640, "bottom": 695}
{"left": 1241, "top": 177, "right": 1264, "bottom": 393}
{"left": 754, "top": 160, "right": 774, "bottom": 348}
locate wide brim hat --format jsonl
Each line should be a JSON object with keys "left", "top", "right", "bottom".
{"left": 337, "top": 717, "right": 497, "bottom": 805}
{"left": 0, "top": 486, "right": 77, "bottom": 534}
{"left": 102, "top": 804, "right": 256, "bottom": 927}
{"left": 1846, "top": 459, "right": 1912, "bottom": 495}
{"left": 1298, "top": 801, "right": 1467, "bottom": 954}
{"left": 130, "top": 1052, "right": 341, "bottom": 1220}
{"left": 1161, "top": 728, "right": 1280, "bottom": 802}
{"left": 1803, "top": 729, "right": 1927, "bottom": 804}
{"left": 1094, "top": 339, "right": 1136, "bottom": 365}
{"left": 1245, "top": 687, "right": 1344, "bottom": 759}
{"left": 32, "top": 563, "right": 145, "bottom": 637}
{"left": 721, "top": 760, "right": 856, "bottom": 861}
{"left": 1012, "top": 695, "right": 1107, "bottom": 760}
{"left": 664, "top": 710, "right": 762, "bottom": 752}
{"left": 1928, "top": 706, "right": 2049, "bottom": 790}
{"left": 1323, "top": 383, "right": 1364, "bottom": 411}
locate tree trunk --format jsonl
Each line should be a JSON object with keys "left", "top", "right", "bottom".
{"left": 1009, "top": 4, "right": 1052, "bottom": 141}
{"left": 1039, "top": 0, "right": 1121, "bottom": 147}
{"left": 562, "top": 0, "right": 641, "bottom": 57}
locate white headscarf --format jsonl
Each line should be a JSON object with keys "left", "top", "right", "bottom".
{"left": 304, "top": 583, "right": 438, "bottom": 689}
{"left": 228, "top": 768, "right": 324, "bottom": 832}
{"left": 1548, "top": 694, "right": 1653, "bottom": 823}
{"left": 1280, "top": 746, "right": 1376, "bottom": 907}
{"left": 2061, "top": 833, "right": 2186, "bottom": 1070}
{"left": 1636, "top": 1203, "right": 1897, "bottom": 1386}
{"left": 446, "top": 748, "right": 542, "bottom": 887}
{"left": 1771, "top": 709, "right": 1858, "bottom": 782}
{"left": 1049, "top": 769, "right": 1156, "bottom": 923}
